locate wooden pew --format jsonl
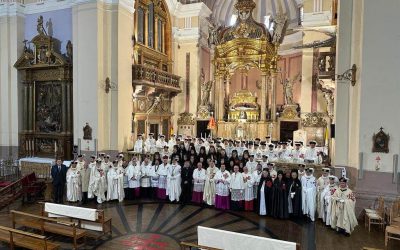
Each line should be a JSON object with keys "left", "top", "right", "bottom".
{"left": 40, "top": 202, "right": 112, "bottom": 239}
{"left": 0, "top": 225, "right": 59, "bottom": 250}
{"left": 10, "top": 210, "right": 86, "bottom": 249}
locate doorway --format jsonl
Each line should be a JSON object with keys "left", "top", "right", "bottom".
{"left": 280, "top": 121, "right": 299, "bottom": 142}
{"left": 149, "top": 124, "right": 159, "bottom": 138}
{"left": 197, "top": 121, "right": 210, "bottom": 138}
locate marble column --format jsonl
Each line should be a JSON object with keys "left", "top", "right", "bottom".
{"left": 61, "top": 82, "right": 67, "bottom": 133}
{"left": 270, "top": 71, "right": 278, "bottom": 121}
{"left": 260, "top": 73, "right": 267, "bottom": 121}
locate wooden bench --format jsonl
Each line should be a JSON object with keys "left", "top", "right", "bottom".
{"left": 0, "top": 225, "right": 59, "bottom": 250}
{"left": 40, "top": 202, "right": 112, "bottom": 239}
{"left": 10, "top": 210, "right": 86, "bottom": 249}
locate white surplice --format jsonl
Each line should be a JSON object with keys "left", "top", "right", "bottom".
{"left": 66, "top": 167, "right": 82, "bottom": 202}
{"left": 167, "top": 163, "right": 181, "bottom": 202}
{"left": 107, "top": 166, "right": 125, "bottom": 202}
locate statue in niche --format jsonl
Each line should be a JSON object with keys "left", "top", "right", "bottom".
{"left": 83, "top": 123, "right": 92, "bottom": 140}
{"left": 200, "top": 80, "right": 213, "bottom": 106}
{"left": 147, "top": 93, "right": 163, "bottom": 114}
{"left": 66, "top": 40, "right": 73, "bottom": 60}
{"left": 282, "top": 74, "right": 300, "bottom": 105}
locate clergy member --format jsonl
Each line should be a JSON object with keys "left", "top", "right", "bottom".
{"left": 304, "top": 141, "right": 318, "bottom": 163}
{"left": 167, "top": 157, "right": 181, "bottom": 202}
{"left": 245, "top": 154, "right": 257, "bottom": 173}
{"left": 76, "top": 154, "right": 85, "bottom": 171}
{"left": 181, "top": 160, "right": 193, "bottom": 203}
{"left": 125, "top": 156, "right": 141, "bottom": 200}
{"left": 230, "top": 165, "right": 245, "bottom": 211}
{"left": 66, "top": 161, "right": 82, "bottom": 202}
{"left": 243, "top": 166, "right": 255, "bottom": 211}
{"left": 215, "top": 164, "right": 231, "bottom": 210}
{"left": 107, "top": 160, "right": 125, "bottom": 202}
{"left": 134, "top": 134, "right": 144, "bottom": 153}
{"left": 271, "top": 170, "right": 289, "bottom": 219}
{"left": 88, "top": 159, "right": 107, "bottom": 204}
{"left": 140, "top": 155, "right": 152, "bottom": 198}
{"left": 203, "top": 160, "right": 219, "bottom": 206}
{"left": 149, "top": 159, "right": 160, "bottom": 199}
{"left": 330, "top": 177, "right": 358, "bottom": 235}
{"left": 317, "top": 167, "right": 331, "bottom": 219}
{"left": 145, "top": 133, "right": 156, "bottom": 154}
{"left": 322, "top": 175, "right": 338, "bottom": 226}
{"left": 80, "top": 158, "right": 91, "bottom": 204}
{"left": 157, "top": 156, "right": 170, "bottom": 199}
{"left": 192, "top": 162, "right": 206, "bottom": 204}
{"left": 301, "top": 168, "right": 317, "bottom": 221}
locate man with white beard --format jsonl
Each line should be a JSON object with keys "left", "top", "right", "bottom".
{"left": 125, "top": 156, "right": 141, "bottom": 200}
{"left": 167, "top": 157, "right": 181, "bottom": 202}
{"left": 301, "top": 168, "right": 317, "bottom": 221}
{"left": 66, "top": 161, "right": 82, "bottom": 202}
{"left": 107, "top": 160, "right": 125, "bottom": 202}
{"left": 88, "top": 159, "right": 107, "bottom": 203}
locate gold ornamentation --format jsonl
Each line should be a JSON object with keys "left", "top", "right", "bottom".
{"left": 281, "top": 105, "right": 299, "bottom": 119}
{"left": 177, "top": 112, "right": 195, "bottom": 126}
{"left": 302, "top": 112, "right": 327, "bottom": 127}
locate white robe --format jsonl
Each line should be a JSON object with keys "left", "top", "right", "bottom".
{"left": 245, "top": 160, "right": 257, "bottom": 173}
{"left": 126, "top": 163, "right": 141, "bottom": 188}
{"left": 134, "top": 139, "right": 144, "bottom": 153}
{"left": 107, "top": 167, "right": 125, "bottom": 202}
{"left": 66, "top": 168, "right": 82, "bottom": 202}
{"left": 192, "top": 168, "right": 206, "bottom": 192}
{"left": 317, "top": 176, "right": 330, "bottom": 219}
{"left": 88, "top": 167, "right": 107, "bottom": 203}
{"left": 156, "top": 139, "right": 167, "bottom": 153}
{"left": 243, "top": 172, "right": 254, "bottom": 201}
{"left": 167, "top": 164, "right": 181, "bottom": 201}
{"left": 301, "top": 175, "right": 317, "bottom": 221}
{"left": 321, "top": 184, "right": 337, "bottom": 225}
{"left": 330, "top": 188, "right": 358, "bottom": 234}
{"left": 215, "top": 170, "right": 230, "bottom": 196}
{"left": 149, "top": 164, "right": 160, "bottom": 188}
{"left": 304, "top": 147, "right": 318, "bottom": 163}
{"left": 145, "top": 138, "right": 156, "bottom": 154}
{"left": 203, "top": 166, "right": 219, "bottom": 205}
{"left": 157, "top": 163, "right": 169, "bottom": 190}
{"left": 140, "top": 162, "right": 152, "bottom": 188}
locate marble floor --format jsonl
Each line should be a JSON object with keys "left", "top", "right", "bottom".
{"left": 0, "top": 199, "right": 398, "bottom": 250}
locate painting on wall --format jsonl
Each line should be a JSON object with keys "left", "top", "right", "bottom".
{"left": 372, "top": 127, "right": 390, "bottom": 153}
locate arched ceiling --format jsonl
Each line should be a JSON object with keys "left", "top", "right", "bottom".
{"left": 205, "top": 0, "right": 303, "bottom": 28}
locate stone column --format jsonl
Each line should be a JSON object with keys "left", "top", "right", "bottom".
{"left": 270, "top": 71, "right": 278, "bottom": 121}
{"left": 154, "top": 16, "right": 158, "bottom": 51}
{"left": 260, "top": 73, "right": 267, "bottom": 121}
{"left": 61, "top": 82, "right": 67, "bottom": 133}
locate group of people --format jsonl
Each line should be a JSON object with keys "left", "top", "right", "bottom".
{"left": 51, "top": 134, "right": 357, "bottom": 237}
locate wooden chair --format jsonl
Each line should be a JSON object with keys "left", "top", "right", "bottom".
{"left": 384, "top": 198, "right": 400, "bottom": 247}
{"left": 365, "top": 196, "right": 385, "bottom": 232}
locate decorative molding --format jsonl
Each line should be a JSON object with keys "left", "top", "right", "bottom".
{"left": 301, "top": 112, "right": 327, "bottom": 127}
{"left": 177, "top": 112, "right": 195, "bottom": 126}
{"left": 302, "top": 11, "right": 332, "bottom": 27}
{"left": 174, "top": 2, "right": 211, "bottom": 18}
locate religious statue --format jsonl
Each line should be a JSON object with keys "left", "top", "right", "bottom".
{"left": 271, "top": 13, "right": 288, "bottom": 44}
{"left": 208, "top": 22, "right": 221, "bottom": 46}
{"left": 37, "top": 16, "right": 46, "bottom": 35}
{"left": 66, "top": 40, "right": 73, "bottom": 59}
{"left": 83, "top": 123, "right": 92, "bottom": 140}
{"left": 283, "top": 78, "right": 294, "bottom": 105}
{"left": 147, "top": 94, "right": 163, "bottom": 114}
{"left": 323, "top": 92, "right": 334, "bottom": 119}
{"left": 200, "top": 80, "right": 213, "bottom": 106}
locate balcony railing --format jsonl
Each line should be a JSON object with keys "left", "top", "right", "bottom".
{"left": 132, "top": 64, "right": 181, "bottom": 91}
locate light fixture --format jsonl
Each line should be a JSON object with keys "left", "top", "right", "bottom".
{"left": 337, "top": 64, "right": 357, "bottom": 86}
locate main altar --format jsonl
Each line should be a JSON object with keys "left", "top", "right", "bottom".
{"left": 206, "top": 0, "right": 288, "bottom": 140}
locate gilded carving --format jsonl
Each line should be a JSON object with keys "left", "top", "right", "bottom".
{"left": 302, "top": 112, "right": 327, "bottom": 127}
{"left": 177, "top": 112, "right": 196, "bottom": 126}
{"left": 281, "top": 105, "right": 299, "bottom": 120}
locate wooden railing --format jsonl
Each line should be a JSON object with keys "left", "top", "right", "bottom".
{"left": 180, "top": 242, "right": 222, "bottom": 250}
{"left": 132, "top": 64, "right": 181, "bottom": 90}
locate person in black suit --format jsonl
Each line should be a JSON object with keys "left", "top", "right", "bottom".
{"left": 51, "top": 158, "right": 67, "bottom": 204}
{"left": 180, "top": 160, "right": 193, "bottom": 204}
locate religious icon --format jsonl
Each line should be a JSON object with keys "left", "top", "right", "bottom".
{"left": 83, "top": 122, "right": 93, "bottom": 140}
{"left": 372, "top": 127, "right": 389, "bottom": 153}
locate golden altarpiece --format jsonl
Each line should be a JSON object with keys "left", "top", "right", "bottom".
{"left": 14, "top": 16, "right": 73, "bottom": 160}
{"left": 132, "top": 0, "right": 181, "bottom": 139}
{"left": 209, "top": 0, "right": 288, "bottom": 139}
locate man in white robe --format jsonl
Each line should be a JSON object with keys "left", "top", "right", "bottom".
{"left": 156, "top": 135, "right": 167, "bottom": 153}
{"left": 140, "top": 155, "right": 152, "bottom": 198}
{"left": 66, "top": 161, "right": 82, "bottom": 202}
{"left": 330, "top": 177, "right": 358, "bottom": 235}
{"left": 278, "top": 142, "right": 291, "bottom": 162}
{"left": 134, "top": 134, "right": 144, "bottom": 153}
{"left": 230, "top": 165, "right": 245, "bottom": 211}
{"left": 304, "top": 141, "right": 318, "bottom": 163}
{"left": 321, "top": 175, "right": 338, "bottom": 226}
{"left": 266, "top": 144, "right": 278, "bottom": 162}
{"left": 145, "top": 133, "right": 156, "bottom": 154}
{"left": 107, "top": 160, "right": 125, "bottom": 202}
{"left": 167, "top": 157, "right": 181, "bottom": 202}
{"left": 157, "top": 155, "right": 170, "bottom": 199}
{"left": 192, "top": 162, "right": 206, "bottom": 203}
{"left": 81, "top": 158, "right": 91, "bottom": 204}
{"left": 301, "top": 168, "right": 317, "bottom": 221}
{"left": 203, "top": 161, "right": 219, "bottom": 206}
{"left": 88, "top": 159, "right": 107, "bottom": 203}
{"left": 252, "top": 163, "right": 263, "bottom": 200}
{"left": 245, "top": 154, "right": 258, "bottom": 173}
{"left": 215, "top": 164, "right": 231, "bottom": 210}
{"left": 243, "top": 166, "right": 255, "bottom": 211}
{"left": 149, "top": 159, "right": 160, "bottom": 199}
{"left": 125, "top": 156, "right": 141, "bottom": 199}
{"left": 76, "top": 155, "right": 85, "bottom": 172}
{"left": 168, "top": 134, "right": 176, "bottom": 154}
{"left": 291, "top": 142, "right": 305, "bottom": 163}
{"left": 317, "top": 167, "right": 331, "bottom": 219}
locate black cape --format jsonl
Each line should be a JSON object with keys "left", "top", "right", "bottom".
{"left": 256, "top": 177, "right": 273, "bottom": 215}
{"left": 287, "top": 178, "right": 302, "bottom": 217}
{"left": 271, "top": 178, "right": 289, "bottom": 219}
{"left": 180, "top": 167, "right": 193, "bottom": 203}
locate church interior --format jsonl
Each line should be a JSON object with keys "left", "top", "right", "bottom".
{"left": 0, "top": 0, "right": 399, "bottom": 249}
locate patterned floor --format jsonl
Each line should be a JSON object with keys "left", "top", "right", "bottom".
{"left": 0, "top": 200, "right": 398, "bottom": 250}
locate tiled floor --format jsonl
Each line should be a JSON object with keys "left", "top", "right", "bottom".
{"left": 0, "top": 199, "right": 398, "bottom": 250}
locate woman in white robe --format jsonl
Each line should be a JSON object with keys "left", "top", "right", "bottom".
{"left": 167, "top": 157, "right": 181, "bottom": 202}
{"left": 66, "top": 162, "right": 82, "bottom": 202}
{"left": 107, "top": 161, "right": 125, "bottom": 202}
